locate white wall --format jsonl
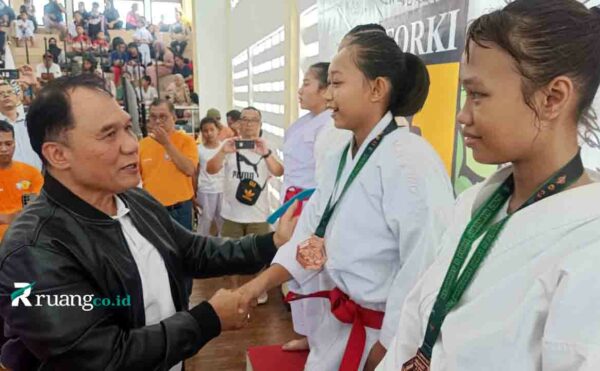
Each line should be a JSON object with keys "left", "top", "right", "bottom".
{"left": 193, "top": 0, "right": 230, "bottom": 118}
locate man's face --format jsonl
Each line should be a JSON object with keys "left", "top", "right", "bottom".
{"left": 44, "top": 55, "right": 53, "bottom": 66}
{"left": 0, "top": 130, "right": 15, "bottom": 167}
{"left": 76, "top": 26, "right": 84, "bottom": 35}
{"left": 49, "top": 38, "right": 56, "bottom": 46}
{"left": 175, "top": 57, "right": 184, "bottom": 68}
{"left": 52, "top": 88, "right": 140, "bottom": 193}
{"left": 148, "top": 103, "right": 176, "bottom": 133}
{"left": 141, "top": 79, "right": 150, "bottom": 89}
{"left": 239, "top": 109, "right": 261, "bottom": 139}
{"left": 118, "top": 44, "right": 126, "bottom": 53}
{"left": 0, "top": 84, "right": 18, "bottom": 111}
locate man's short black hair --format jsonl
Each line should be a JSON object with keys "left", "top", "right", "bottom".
{"left": 0, "top": 120, "right": 14, "bottom": 139}
{"left": 226, "top": 109, "right": 241, "bottom": 121}
{"left": 27, "top": 74, "right": 111, "bottom": 164}
{"left": 241, "top": 106, "right": 262, "bottom": 119}
{"left": 149, "top": 98, "right": 175, "bottom": 115}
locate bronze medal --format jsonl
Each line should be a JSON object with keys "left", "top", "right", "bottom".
{"left": 296, "top": 235, "right": 327, "bottom": 270}
{"left": 401, "top": 350, "right": 430, "bottom": 371}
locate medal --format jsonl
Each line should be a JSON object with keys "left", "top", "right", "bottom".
{"left": 296, "top": 235, "right": 327, "bottom": 270}
{"left": 401, "top": 350, "right": 430, "bottom": 371}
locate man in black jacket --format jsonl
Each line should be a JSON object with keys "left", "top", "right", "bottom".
{"left": 0, "top": 74, "right": 297, "bottom": 370}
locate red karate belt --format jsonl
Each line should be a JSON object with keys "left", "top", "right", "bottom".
{"left": 285, "top": 287, "right": 384, "bottom": 371}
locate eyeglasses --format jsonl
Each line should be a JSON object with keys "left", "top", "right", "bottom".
{"left": 149, "top": 113, "right": 171, "bottom": 122}
{"left": 0, "top": 90, "right": 15, "bottom": 98}
{"left": 239, "top": 118, "right": 260, "bottom": 125}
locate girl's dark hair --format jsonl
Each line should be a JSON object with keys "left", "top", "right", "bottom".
{"left": 200, "top": 117, "right": 219, "bottom": 131}
{"left": 342, "top": 28, "right": 430, "bottom": 116}
{"left": 467, "top": 0, "right": 600, "bottom": 129}
{"left": 308, "top": 62, "right": 329, "bottom": 89}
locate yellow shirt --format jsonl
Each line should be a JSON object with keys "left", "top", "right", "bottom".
{"left": 0, "top": 161, "right": 44, "bottom": 240}
{"left": 139, "top": 131, "right": 199, "bottom": 206}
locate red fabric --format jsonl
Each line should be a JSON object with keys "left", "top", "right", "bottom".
{"left": 247, "top": 345, "right": 308, "bottom": 371}
{"left": 283, "top": 187, "right": 305, "bottom": 217}
{"left": 285, "top": 288, "right": 384, "bottom": 371}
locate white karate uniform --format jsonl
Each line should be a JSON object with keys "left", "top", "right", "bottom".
{"left": 378, "top": 166, "right": 600, "bottom": 371}
{"left": 282, "top": 108, "right": 339, "bottom": 335}
{"left": 272, "top": 112, "right": 454, "bottom": 370}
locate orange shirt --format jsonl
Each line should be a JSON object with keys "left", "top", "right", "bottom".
{"left": 0, "top": 161, "right": 44, "bottom": 240}
{"left": 217, "top": 125, "right": 235, "bottom": 141}
{"left": 139, "top": 130, "right": 199, "bottom": 207}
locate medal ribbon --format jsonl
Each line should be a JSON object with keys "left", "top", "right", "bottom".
{"left": 419, "top": 149, "right": 584, "bottom": 361}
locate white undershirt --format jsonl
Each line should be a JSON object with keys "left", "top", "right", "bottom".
{"left": 113, "top": 197, "right": 182, "bottom": 371}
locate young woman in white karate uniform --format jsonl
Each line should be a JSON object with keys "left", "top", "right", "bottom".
{"left": 240, "top": 28, "right": 454, "bottom": 370}
{"left": 378, "top": 1, "right": 600, "bottom": 370}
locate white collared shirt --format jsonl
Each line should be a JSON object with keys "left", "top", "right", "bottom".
{"left": 0, "top": 106, "right": 43, "bottom": 170}
{"left": 112, "top": 197, "right": 181, "bottom": 371}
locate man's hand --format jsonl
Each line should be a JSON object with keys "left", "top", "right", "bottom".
{"left": 363, "top": 341, "right": 387, "bottom": 371}
{"left": 236, "top": 282, "right": 261, "bottom": 316}
{"left": 253, "top": 138, "right": 270, "bottom": 157}
{"left": 148, "top": 126, "right": 170, "bottom": 146}
{"left": 208, "top": 289, "right": 250, "bottom": 331}
{"left": 221, "top": 137, "right": 238, "bottom": 155}
{"left": 18, "top": 65, "right": 39, "bottom": 89}
{"left": 273, "top": 201, "right": 300, "bottom": 248}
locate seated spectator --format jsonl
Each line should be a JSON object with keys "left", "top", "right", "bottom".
{"left": 109, "top": 41, "right": 128, "bottom": 84}
{"left": 125, "top": 2, "right": 140, "bottom": 30}
{"left": 43, "top": 0, "right": 66, "bottom": 37}
{"left": 68, "top": 10, "right": 87, "bottom": 38}
{"left": 140, "top": 75, "right": 158, "bottom": 107}
{"left": 103, "top": 0, "right": 122, "bottom": 29}
{"left": 71, "top": 25, "right": 92, "bottom": 53}
{"left": 87, "top": 2, "right": 104, "bottom": 42}
{"left": 166, "top": 74, "right": 191, "bottom": 105}
{"left": 125, "top": 42, "right": 145, "bottom": 82}
{"left": 20, "top": 0, "right": 37, "bottom": 31}
{"left": 15, "top": 10, "right": 34, "bottom": 48}
{"left": 172, "top": 54, "right": 192, "bottom": 84}
{"left": 158, "top": 14, "right": 169, "bottom": 32}
{"left": 0, "top": 14, "right": 9, "bottom": 53}
{"left": 0, "top": 120, "right": 44, "bottom": 241}
{"left": 47, "top": 37, "right": 64, "bottom": 64}
{"left": 77, "top": 1, "right": 90, "bottom": 21}
{"left": 92, "top": 31, "right": 110, "bottom": 52}
{"left": 81, "top": 54, "right": 97, "bottom": 74}
{"left": 36, "top": 52, "right": 63, "bottom": 85}
{"left": 146, "top": 42, "right": 174, "bottom": 87}
{"left": 0, "top": 0, "right": 15, "bottom": 23}
{"left": 133, "top": 18, "right": 153, "bottom": 65}
{"left": 170, "top": 10, "right": 190, "bottom": 56}
{"left": 111, "top": 35, "right": 124, "bottom": 50}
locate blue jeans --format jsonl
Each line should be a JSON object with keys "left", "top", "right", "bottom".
{"left": 167, "top": 200, "right": 193, "bottom": 300}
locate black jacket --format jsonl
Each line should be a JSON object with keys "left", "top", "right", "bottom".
{"left": 0, "top": 173, "right": 277, "bottom": 370}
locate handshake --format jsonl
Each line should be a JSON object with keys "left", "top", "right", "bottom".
{"left": 206, "top": 281, "right": 265, "bottom": 331}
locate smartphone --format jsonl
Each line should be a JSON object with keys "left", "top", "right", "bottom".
{"left": 0, "top": 69, "right": 19, "bottom": 80}
{"left": 235, "top": 140, "right": 255, "bottom": 150}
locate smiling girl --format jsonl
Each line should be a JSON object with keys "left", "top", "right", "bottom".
{"left": 240, "top": 26, "right": 454, "bottom": 370}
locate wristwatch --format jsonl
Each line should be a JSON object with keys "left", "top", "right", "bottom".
{"left": 263, "top": 150, "right": 272, "bottom": 159}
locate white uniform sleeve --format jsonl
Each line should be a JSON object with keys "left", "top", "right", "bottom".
{"left": 542, "top": 246, "right": 600, "bottom": 371}
{"left": 378, "top": 138, "right": 454, "bottom": 348}
{"left": 271, "top": 187, "right": 323, "bottom": 286}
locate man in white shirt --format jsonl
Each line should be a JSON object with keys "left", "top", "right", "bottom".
{"left": 36, "top": 52, "right": 63, "bottom": 85}
{"left": 0, "top": 80, "right": 42, "bottom": 169}
{"left": 140, "top": 75, "right": 158, "bottom": 107}
{"left": 207, "top": 106, "right": 284, "bottom": 238}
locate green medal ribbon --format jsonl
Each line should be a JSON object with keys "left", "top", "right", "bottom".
{"left": 314, "top": 120, "right": 398, "bottom": 238}
{"left": 419, "top": 149, "right": 585, "bottom": 360}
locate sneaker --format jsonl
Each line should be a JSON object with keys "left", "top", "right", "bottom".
{"left": 257, "top": 291, "right": 268, "bottom": 305}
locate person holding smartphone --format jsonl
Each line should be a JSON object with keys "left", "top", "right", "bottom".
{"left": 206, "top": 107, "right": 284, "bottom": 302}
